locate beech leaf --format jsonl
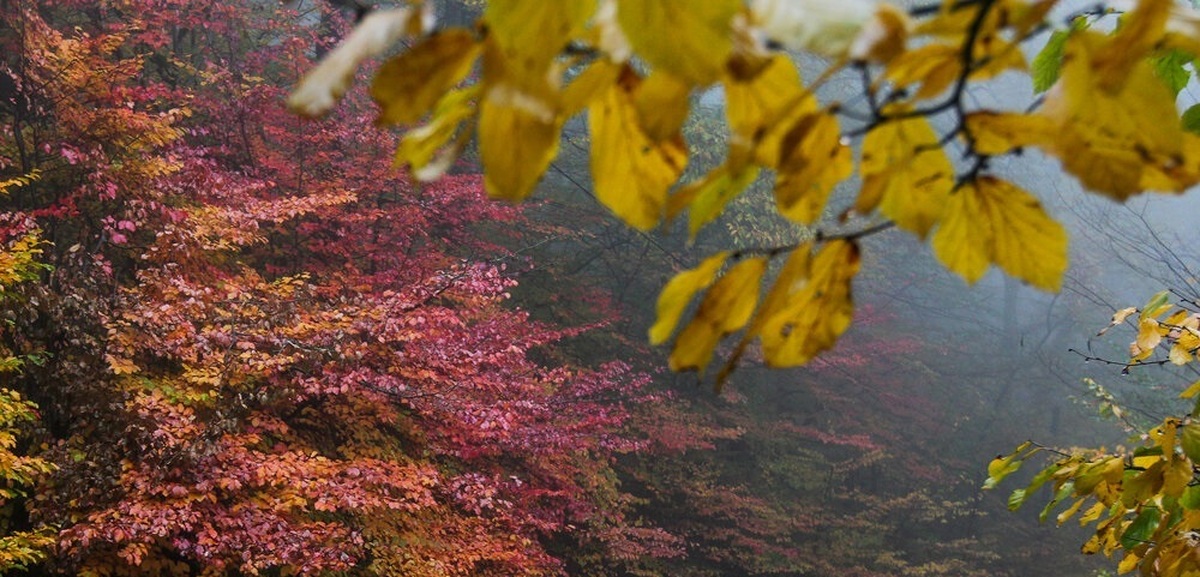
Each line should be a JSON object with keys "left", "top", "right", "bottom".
{"left": 773, "top": 110, "right": 853, "bottom": 224}
{"left": 372, "top": 30, "right": 481, "bottom": 126}
{"left": 649, "top": 252, "right": 729, "bottom": 345}
{"left": 670, "top": 257, "right": 767, "bottom": 373}
{"left": 760, "top": 241, "right": 860, "bottom": 367}
{"left": 616, "top": 0, "right": 738, "bottom": 86}
{"left": 589, "top": 67, "right": 687, "bottom": 230}
{"left": 289, "top": 7, "right": 432, "bottom": 117}
{"left": 932, "top": 177, "right": 1067, "bottom": 291}
{"left": 857, "top": 108, "right": 953, "bottom": 238}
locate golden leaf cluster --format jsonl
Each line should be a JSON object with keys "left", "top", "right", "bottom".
{"left": 289, "top": 0, "right": 1200, "bottom": 380}
{"left": 991, "top": 291, "right": 1200, "bottom": 577}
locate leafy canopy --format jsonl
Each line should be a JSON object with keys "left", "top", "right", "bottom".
{"left": 290, "top": 0, "right": 1200, "bottom": 382}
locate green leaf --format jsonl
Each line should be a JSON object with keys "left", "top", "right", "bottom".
{"left": 1181, "top": 484, "right": 1200, "bottom": 509}
{"left": 1181, "top": 423, "right": 1200, "bottom": 463}
{"left": 1152, "top": 49, "right": 1193, "bottom": 96}
{"left": 1031, "top": 29, "right": 1070, "bottom": 93}
{"left": 1023, "top": 462, "right": 1062, "bottom": 496}
{"left": 1120, "top": 507, "right": 1161, "bottom": 549}
{"left": 1141, "top": 290, "right": 1171, "bottom": 321}
{"left": 1038, "top": 482, "right": 1074, "bottom": 522}
{"left": 1008, "top": 488, "right": 1028, "bottom": 511}
{"left": 1182, "top": 103, "right": 1200, "bottom": 135}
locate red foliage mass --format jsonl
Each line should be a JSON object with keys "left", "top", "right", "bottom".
{"left": 0, "top": 1, "right": 676, "bottom": 574}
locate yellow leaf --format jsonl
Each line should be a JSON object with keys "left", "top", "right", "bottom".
{"left": 885, "top": 43, "right": 961, "bottom": 99}
{"left": 673, "top": 163, "right": 760, "bottom": 238}
{"left": 1157, "top": 418, "right": 1180, "bottom": 457}
{"left": 931, "top": 177, "right": 1067, "bottom": 291}
{"left": 965, "top": 112, "right": 1056, "bottom": 156}
{"left": 707, "top": 258, "right": 767, "bottom": 333}
{"left": 1180, "top": 379, "right": 1200, "bottom": 399}
{"left": 395, "top": 86, "right": 480, "bottom": 180}
{"left": 485, "top": 0, "right": 595, "bottom": 88}
{"left": 851, "top": 4, "right": 911, "bottom": 63}
{"left": 561, "top": 60, "right": 621, "bottom": 117}
{"left": 914, "top": 0, "right": 988, "bottom": 36}
{"left": 1005, "top": 0, "right": 1058, "bottom": 36}
{"left": 478, "top": 80, "right": 562, "bottom": 200}
{"left": 885, "top": 32, "right": 1024, "bottom": 100}
{"left": 290, "top": 7, "right": 430, "bottom": 117}
{"left": 474, "top": 31, "right": 568, "bottom": 201}
{"left": 857, "top": 108, "right": 953, "bottom": 237}
{"left": 761, "top": 240, "right": 860, "bottom": 367}
{"left": 1164, "top": 456, "right": 1192, "bottom": 498}
{"left": 1165, "top": 309, "right": 1190, "bottom": 327}
{"left": 372, "top": 29, "right": 481, "bottom": 126}
{"left": 717, "top": 242, "right": 814, "bottom": 385}
{"left": 670, "top": 257, "right": 767, "bottom": 372}
{"left": 1093, "top": 0, "right": 1170, "bottom": 89}
{"left": 669, "top": 323, "right": 722, "bottom": 374}
{"left": 746, "top": 243, "right": 812, "bottom": 341}
{"left": 1179, "top": 326, "right": 1200, "bottom": 349}
{"left": 1136, "top": 318, "right": 1164, "bottom": 354}
{"left": 1079, "top": 501, "right": 1107, "bottom": 525}
{"left": 984, "top": 440, "right": 1034, "bottom": 488}
{"left": 1170, "top": 339, "right": 1195, "bottom": 365}
{"left": 1118, "top": 551, "right": 1141, "bottom": 575}
{"left": 634, "top": 71, "right": 692, "bottom": 142}
{"left": 773, "top": 110, "right": 853, "bottom": 224}
{"left": 589, "top": 67, "right": 688, "bottom": 229}
{"left": 724, "top": 54, "right": 809, "bottom": 170}
{"left": 1098, "top": 306, "right": 1139, "bottom": 336}
{"left": 1036, "top": 31, "right": 1192, "bottom": 198}
{"left": 649, "top": 252, "right": 729, "bottom": 345}
{"left": 105, "top": 354, "right": 139, "bottom": 375}
{"left": 617, "top": 0, "right": 739, "bottom": 85}
{"left": 971, "top": 37, "right": 1027, "bottom": 79}
{"left": 1056, "top": 497, "right": 1087, "bottom": 526}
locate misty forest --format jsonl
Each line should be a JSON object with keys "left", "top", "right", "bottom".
{"left": 4, "top": 0, "right": 1200, "bottom": 575}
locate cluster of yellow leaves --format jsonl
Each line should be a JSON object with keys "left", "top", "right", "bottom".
{"left": 0, "top": 344, "right": 56, "bottom": 572}
{"left": 649, "top": 241, "right": 859, "bottom": 379}
{"left": 989, "top": 292, "right": 1200, "bottom": 576}
{"left": 289, "top": 0, "right": 1200, "bottom": 376}
{"left": 968, "top": 0, "right": 1200, "bottom": 198}
{"left": 0, "top": 232, "right": 47, "bottom": 289}
{"left": 991, "top": 416, "right": 1200, "bottom": 577}
{"left": 0, "top": 207, "right": 55, "bottom": 572}
{"left": 1100, "top": 291, "right": 1200, "bottom": 367}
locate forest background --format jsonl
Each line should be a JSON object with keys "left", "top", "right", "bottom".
{"left": 0, "top": 0, "right": 1197, "bottom": 576}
